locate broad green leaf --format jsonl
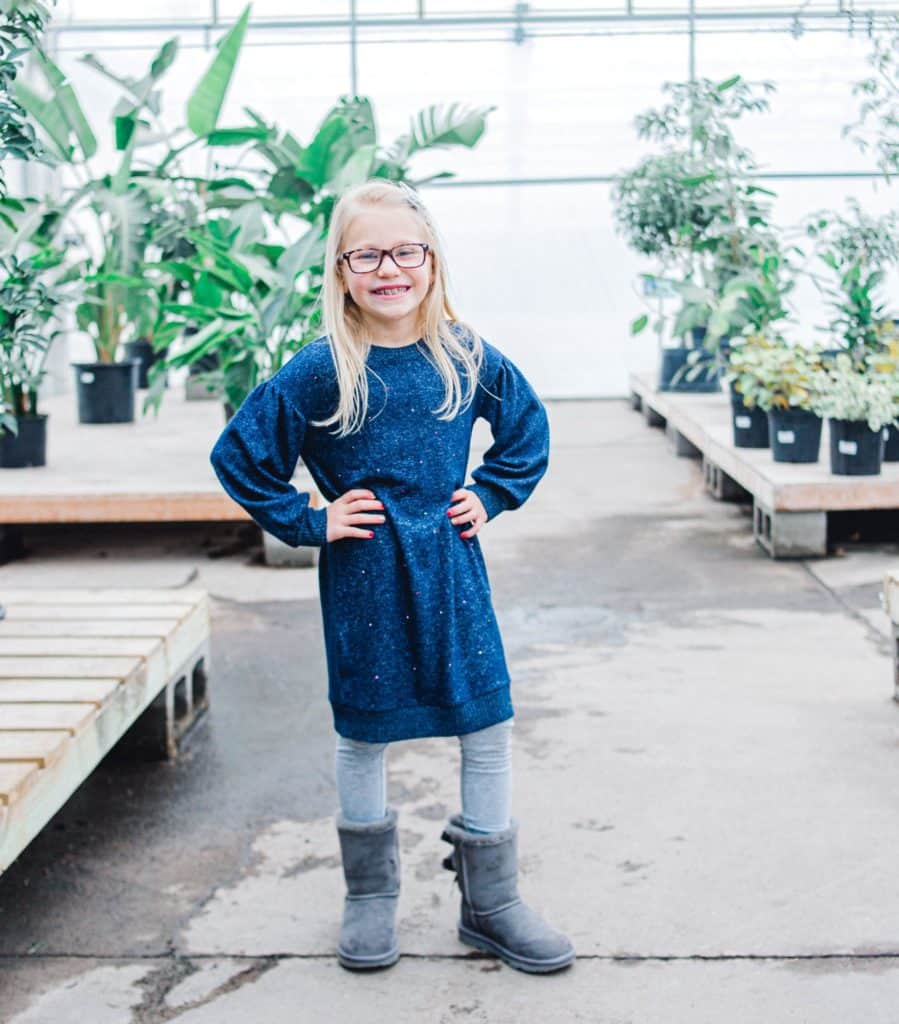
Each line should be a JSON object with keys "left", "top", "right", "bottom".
{"left": 187, "top": 4, "right": 251, "bottom": 137}
{"left": 33, "top": 49, "right": 97, "bottom": 159}
{"left": 630, "top": 313, "right": 649, "bottom": 336}
{"left": 12, "top": 80, "right": 74, "bottom": 161}
{"left": 328, "top": 144, "right": 376, "bottom": 193}
{"left": 206, "top": 126, "right": 269, "bottom": 146}
{"left": 150, "top": 38, "right": 179, "bottom": 80}
{"left": 397, "top": 103, "right": 493, "bottom": 160}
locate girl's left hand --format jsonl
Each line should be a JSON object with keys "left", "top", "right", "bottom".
{"left": 447, "top": 488, "right": 488, "bottom": 540}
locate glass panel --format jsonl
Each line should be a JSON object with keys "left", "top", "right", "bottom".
{"left": 217, "top": 0, "right": 345, "bottom": 16}
{"left": 357, "top": 32, "right": 688, "bottom": 180}
{"left": 55, "top": 0, "right": 213, "bottom": 22}
{"left": 693, "top": 0, "right": 840, "bottom": 8}
{"left": 696, "top": 29, "right": 876, "bottom": 173}
{"left": 425, "top": 182, "right": 655, "bottom": 397}
{"left": 355, "top": 1, "right": 421, "bottom": 14}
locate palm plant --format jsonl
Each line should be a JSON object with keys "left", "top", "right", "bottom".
{"left": 146, "top": 96, "right": 495, "bottom": 413}
{"left": 14, "top": 7, "right": 253, "bottom": 363}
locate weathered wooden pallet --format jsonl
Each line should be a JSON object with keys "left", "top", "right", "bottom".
{"left": 631, "top": 372, "right": 899, "bottom": 559}
{"left": 0, "top": 587, "right": 210, "bottom": 874}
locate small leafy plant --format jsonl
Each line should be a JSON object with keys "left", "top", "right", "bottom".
{"left": 811, "top": 353, "right": 899, "bottom": 432}
{"left": 0, "top": 242, "right": 64, "bottom": 435}
{"left": 727, "top": 335, "right": 825, "bottom": 412}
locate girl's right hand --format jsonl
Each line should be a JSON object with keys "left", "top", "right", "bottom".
{"left": 326, "top": 489, "right": 385, "bottom": 542}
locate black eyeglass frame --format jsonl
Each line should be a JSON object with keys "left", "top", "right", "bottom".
{"left": 340, "top": 243, "right": 430, "bottom": 274}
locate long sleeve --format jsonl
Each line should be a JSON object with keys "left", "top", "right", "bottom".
{"left": 209, "top": 377, "right": 328, "bottom": 548}
{"left": 468, "top": 351, "right": 550, "bottom": 522}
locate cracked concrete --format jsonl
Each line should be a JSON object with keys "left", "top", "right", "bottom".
{"left": 2, "top": 399, "right": 899, "bottom": 1021}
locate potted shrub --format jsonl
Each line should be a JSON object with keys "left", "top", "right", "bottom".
{"left": 812, "top": 353, "right": 898, "bottom": 476}
{"left": 731, "top": 339, "right": 826, "bottom": 463}
{"left": 618, "top": 75, "right": 779, "bottom": 392}
{"left": 804, "top": 201, "right": 899, "bottom": 360}
{"left": 0, "top": 245, "right": 64, "bottom": 467}
{"left": 866, "top": 335, "right": 899, "bottom": 460}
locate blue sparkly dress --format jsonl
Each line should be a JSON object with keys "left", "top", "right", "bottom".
{"left": 209, "top": 330, "right": 550, "bottom": 742}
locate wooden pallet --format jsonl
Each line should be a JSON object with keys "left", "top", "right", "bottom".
{"left": 631, "top": 372, "right": 899, "bottom": 558}
{"left": 0, "top": 587, "right": 210, "bottom": 874}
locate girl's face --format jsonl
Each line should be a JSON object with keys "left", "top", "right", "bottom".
{"left": 339, "top": 205, "right": 434, "bottom": 340}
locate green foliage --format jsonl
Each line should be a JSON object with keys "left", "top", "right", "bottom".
{"left": 612, "top": 151, "right": 718, "bottom": 270}
{"left": 845, "top": 17, "right": 899, "bottom": 182}
{"left": 0, "top": 240, "right": 65, "bottom": 433}
{"left": 804, "top": 201, "right": 899, "bottom": 356}
{"left": 187, "top": 4, "right": 250, "bottom": 137}
{"left": 616, "top": 73, "right": 781, "bottom": 353}
{"left": 727, "top": 335, "right": 826, "bottom": 412}
{"left": 811, "top": 353, "right": 899, "bottom": 432}
{"left": 0, "top": 0, "right": 56, "bottom": 195}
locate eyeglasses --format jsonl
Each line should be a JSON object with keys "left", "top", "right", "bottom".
{"left": 340, "top": 243, "right": 430, "bottom": 274}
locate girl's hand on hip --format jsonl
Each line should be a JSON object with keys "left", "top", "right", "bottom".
{"left": 327, "top": 489, "right": 385, "bottom": 542}
{"left": 447, "top": 488, "right": 487, "bottom": 540}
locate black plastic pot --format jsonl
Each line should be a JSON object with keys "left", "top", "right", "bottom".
{"left": 767, "top": 407, "right": 822, "bottom": 463}
{"left": 122, "top": 339, "right": 168, "bottom": 390}
{"left": 0, "top": 414, "right": 47, "bottom": 468}
{"left": 828, "top": 418, "right": 885, "bottom": 476}
{"left": 883, "top": 423, "right": 899, "bottom": 462}
{"left": 731, "top": 396, "right": 769, "bottom": 449}
{"left": 72, "top": 360, "right": 140, "bottom": 424}
{"left": 658, "top": 346, "right": 721, "bottom": 393}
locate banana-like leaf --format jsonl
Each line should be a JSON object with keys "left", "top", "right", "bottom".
{"left": 386, "top": 103, "right": 493, "bottom": 165}
{"left": 32, "top": 49, "right": 97, "bottom": 160}
{"left": 93, "top": 189, "right": 147, "bottom": 274}
{"left": 206, "top": 125, "right": 270, "bottom": 146}
{"left": 12, "top": 80, "right": 74, "bottom": 161}
{"left": 187, "top": 4, "right": 250, "bottom": 137}
{"left": 328, "top": 144, "right": 376, "bottom": 193}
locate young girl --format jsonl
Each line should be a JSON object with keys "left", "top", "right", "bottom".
{"left": 209, "top": 180, "right": 574, "bottom": 975}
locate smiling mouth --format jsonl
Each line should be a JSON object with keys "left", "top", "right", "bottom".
{"left": 372, "top": 286, "right": 410, "bottom": 297}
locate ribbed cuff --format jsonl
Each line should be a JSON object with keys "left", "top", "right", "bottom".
{"left": 296, "top": 504, "right": 329, "bottom": 547}
{"left": 467, "top": 482, "right": 507, "bottom": 523}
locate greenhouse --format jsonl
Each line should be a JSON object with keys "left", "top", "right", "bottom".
{"left": 1, "top": 1, "right": 899, "bottom": 1019}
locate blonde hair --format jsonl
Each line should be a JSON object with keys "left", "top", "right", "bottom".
{"left": 313, "top": 179, "right": 483, "bottom": 437}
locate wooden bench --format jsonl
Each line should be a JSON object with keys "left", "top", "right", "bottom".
{"left": 0, "top": 587, "right": 210, "bottom": 874}
{"left": 631, "top": 372, "right": 899, "bottom": 558}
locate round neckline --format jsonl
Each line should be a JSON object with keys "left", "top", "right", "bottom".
{"left": 368, "top": 337, "right": 424, "bottom": 352}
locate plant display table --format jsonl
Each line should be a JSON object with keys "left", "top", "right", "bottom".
{"left": 0, "top": 587, "right": 210, "bottom": 874}
{"left": 0, "top": 388, "right": 323, "bottom": 567}
{"left": 630, "top": 372, "right": 899, "bottom": 558}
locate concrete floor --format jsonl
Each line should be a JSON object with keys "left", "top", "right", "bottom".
{"left": 1, "top": 399, "right": 899, "bottom": 1022}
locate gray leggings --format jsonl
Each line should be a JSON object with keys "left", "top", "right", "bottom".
{"left": 335, "top": 718, "right": 514, "bottom": 833}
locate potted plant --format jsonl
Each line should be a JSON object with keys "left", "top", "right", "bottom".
{"left": 865, "top": 337, "right": 899, "bottom": 461}
{"left": 15, "top": 7, "right": 255, "bottom": 421}
{"left": 731, "top": 338, "right": 826, "bottom": 463}
{"left": 618, "top": 75, "right": 779, "bottom": 392}
{"left": 804, "top": 202, "right": 899, "bottom": 360}
{"left": 725, "top": 335, "right": 772, "bottom": 448}
{"left": 812, "top": 353, "right": 898, "bottom": 476}
{"left": 0, "top": 244, "right": 64, "bottom": 467}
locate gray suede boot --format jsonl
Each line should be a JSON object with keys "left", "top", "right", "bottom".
{"left": 335, "top": 806, "right": 400, "bottom": 970}
{"left": 440, "top": 814, "right": 575, "bottom": 974}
